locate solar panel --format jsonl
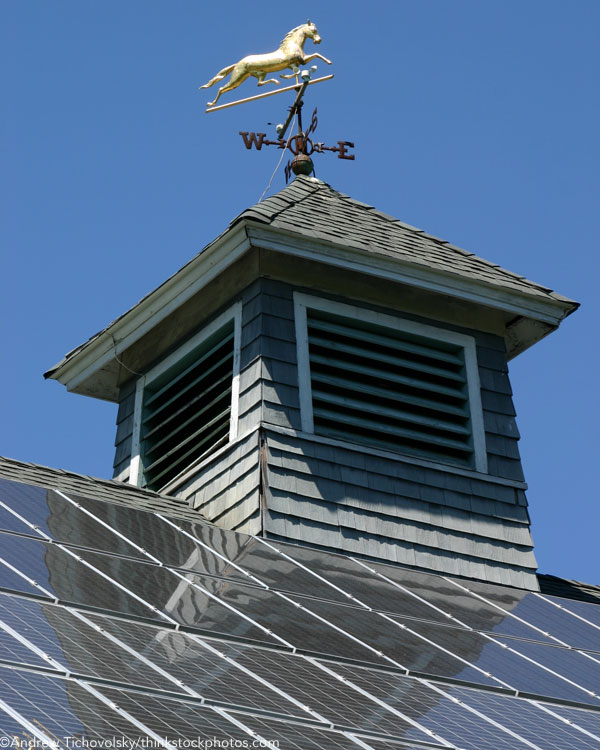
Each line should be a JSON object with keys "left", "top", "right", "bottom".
{"left": 548, "top": 703, "right": 600, "bottom": 740}
{"left": 0, "top": 617, "right": 52, "bottom": 670}
{"left": 290, "top": 595, "right": 503, "bottom": 685}
{"left": 260, "top": 540, "right": 464, "bottom": 622}
{"left": 236, "top": 712, "right": 412, "bottom": 749}
{"left": 544, "top": 595, "right": 600, "bottom": 630}
{"left": 0, "top": 532, "right": 166, "bottom": 619}
{"left": 0, "top": 666, "right": 156, "bottom": 740}
{"left": 0, "top": 592, "right": 197, "bottom": 694}
{"left": 91, "top": 684, "right": 298, "bottom": 746}
{"left": 492, "top": 634, "right": 600, "bottom": 701}
{"left": 451, "top": 578, "right": 600, "bottom": 651}
{"left": 321, "top": 664, "right": 531, "bottom": 750}
{"left": 448, "top": 685, "right": 600, "bottom": 749}
{"left": 212, "top": 641, "right": 442, "bottom": 742}
{"left": 81, "top": 611, "right": 320, "bottom": 720}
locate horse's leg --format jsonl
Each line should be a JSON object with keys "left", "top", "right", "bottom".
{"left": 302, "top": 53, "right": 333, "bottom": 65}
{"left": 254, "top": 71, "right": 280, "bottom": 87}
{"left": 207, "top": 66, "right": 249, "bottom": 106}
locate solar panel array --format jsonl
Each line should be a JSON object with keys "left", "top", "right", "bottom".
{"left": 0, "top": 475, "right": 599, "bottom": 748}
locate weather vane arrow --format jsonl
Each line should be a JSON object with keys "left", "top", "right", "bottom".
{"left": 199, "top": 21, "right": 355, "bottom": 181}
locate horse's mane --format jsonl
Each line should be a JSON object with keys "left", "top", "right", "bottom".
{"left": 280, "top": 24, "right": 309, "bottom": 45}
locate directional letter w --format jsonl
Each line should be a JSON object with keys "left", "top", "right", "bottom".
{"left": 239, "top": 132, "right": 267, "bottom": 150}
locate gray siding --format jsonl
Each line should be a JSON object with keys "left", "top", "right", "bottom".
{"left": 262, "top": 428, "right": 536, "bottom": 589}
{"left": 174, "top": 430, "right": 261, "bottom": 536}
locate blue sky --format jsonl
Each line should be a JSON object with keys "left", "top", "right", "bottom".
{"left": 3, "top": 2, "right": 599, "bottom": 583}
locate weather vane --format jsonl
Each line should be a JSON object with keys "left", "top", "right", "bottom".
{"left": 199, "top": 21, "right": 354, "bottom": 181}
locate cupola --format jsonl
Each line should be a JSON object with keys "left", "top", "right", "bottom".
{"left": 45, "top": 176, "right": 578, "bottom": 590}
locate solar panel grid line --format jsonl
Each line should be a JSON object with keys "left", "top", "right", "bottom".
{"left": 157, "top": 514, "right": 270, "bottom": 588}
{"left": 444, "top": 577, "right": 571, "bottom": 648}
{"left": 0, "top": 554, "right": 55, "bottom": 599}
{"left": 0, "top": 696, "right": 57, "bottom": 745}
{"left": 532, "top": 700, "right": 600, "bottom": 742}
{"left": 81, "top": 681, "right": 175, "bottom": 749}
{"left": 0, "top": 500, "right": 51, "bottom": 540}
{"left": 475, "top": 630, "right": 600, "bottom": 702}
{"left": 307, "top": 656, "right": 456, "bottom": 748}
{"left": 273, "top": 589, "right": 404, "bottom": 668}
{"left": 536, "top": 592, "right": 600, "bottom": 639}
{"left": 350, "top": 557, "right": 469, "bottom": 628}
{"left": 378, "top": 612, "right": 515, "bottom": 690}
{"left": 186, "top": 633, "right": 332, "bottom": 725}
{"left": 168, "top": 568, "right": 295, "bottom": 649}
{"left": 421, "top": 679, "right": 544, "bottom": 750}
{"left": 213, "top": 706, "right": 287, "bottom": 750}
{"left": 0, "top": 617, "right": 66, "bottom": 674}
{"left": 56, "top": 489, "right": 163, "bottom": 565}
{"left": 58, "top": 543, "right": 177, "bottom": 626}
{"left": 258, "top": 538, "right": 366, "bottom": 607}
{"left": 66, "top": 607, "right": 200, "bottom": 699}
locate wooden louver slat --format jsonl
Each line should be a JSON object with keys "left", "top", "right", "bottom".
{"left": 141, "top": 323, "right": 234, "bottom": 491}
{"left": 307, "top": 311, "right": 475, "bottom": 467}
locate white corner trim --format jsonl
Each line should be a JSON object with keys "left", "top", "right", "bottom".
{"left": 293, "top": 292, "right": 489, "bottom": 475}
{"left": 293, "top": 295, "right": 314, "bottom": 433}
{"left": 229, "top": 302, "right": 243, "bottom": 441}
{"left": 128, "top": 302, "right": 242, "bottom": 488}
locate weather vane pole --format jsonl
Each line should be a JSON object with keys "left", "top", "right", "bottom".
{"left": 199, "top": 21, "right": 354, "bottom": 181}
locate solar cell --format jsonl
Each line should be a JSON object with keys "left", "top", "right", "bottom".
{"left": 451, "top": 579, "right": 600, "bottom": 651}
{"left": 0, "top": 709, "right": 31, "bottom": 738}
{"left": 261, "top": 540, "right": 462, "bottom": 622}
{"left": 0, "top": 593, "right": 194, "bottom": 694}
{"left": 0, "top": 532, "right": 161, "bottom": 619}
{"left": 0, "top": 480, "right": 52, "bottom": 535}
{"left": 213, "top": 641, "right": 441, "bottom": 742}
{"left": 544, "top": 595, "right": 600, "bottom": 630}
{"left": 0, "top": 617, "right": 51, "bottom": 670}
{"left": 290, "top": 596, "right": 502, "bottom": 685}
{"left": 548, "top": 703, "right": 600, "bottom": 739}
{"left": 350, "top": 559, "right": 559, "bottom": 644}
{"left": 492, "top": 634, "right": 600, "bottom": 702}
{"left": 0, "top": 666, "right": 155, "bottom": 740}
{"left": 320, "top": 664, "right": 530, "bottom": 750}
{"left": 81, "top": 611, "right": 318, "bottom": 720}
{"left": 237, "top": 712, "right": 407, "bottom": 749}
{"left": 385, "top": 612, "right": 600, "bottom": 704}
{"left": 448, "top": 685, "right": 600, "bottom": 749}
{"left": 0, "top": 480, "right": 153, "bottom": 563}
{"left": 92, "top": 685, "right": 283, "bottom": 745}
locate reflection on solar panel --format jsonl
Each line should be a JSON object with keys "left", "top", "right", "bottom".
{"left": 0, "top": 474, "right": 599, "bottom": 747}
{"left": 449, "top": 685, "right": 600, "bottom": 749}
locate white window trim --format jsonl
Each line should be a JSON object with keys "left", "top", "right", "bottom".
{"left": 129, "top": 302, "right": 242, "bottom": 488}
{"left": 293, "top": 292, "right": 488, "bottom": 474}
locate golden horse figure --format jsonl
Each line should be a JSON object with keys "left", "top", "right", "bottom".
{"left": 200, "top": 22, "right": 332, "bottom": 107}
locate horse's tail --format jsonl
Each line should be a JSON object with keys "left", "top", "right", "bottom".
{"left": 199, "top": 63, "right": 236, "bottom": 89}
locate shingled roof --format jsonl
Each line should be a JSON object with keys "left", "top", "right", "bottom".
{"left": 232, "top": 175, "right": 577, "bottom": 306}
{"left": 0, "top": 456, "right": 202, "bottom": 524}
{"left": 45, "top": 175, "right": 578, "bottom": 392}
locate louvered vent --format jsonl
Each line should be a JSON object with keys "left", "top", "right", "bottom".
{"left": 140, "top": 322, "right": 234, "bottom": 491}
{"left": 307, "top": 310, "right": 475, "bottom": 467}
